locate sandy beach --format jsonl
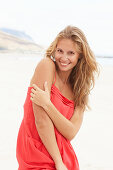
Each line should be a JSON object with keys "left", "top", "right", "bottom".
{"left": 0, "top": 53, "right": 113, "bottom": 170}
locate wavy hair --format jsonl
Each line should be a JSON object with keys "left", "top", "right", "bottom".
{"left": 46, "top": 25, "right": 99, "bottom": 110}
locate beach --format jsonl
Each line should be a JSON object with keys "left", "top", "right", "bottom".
{"left": 0, "top": 53, "right": 113, "bottom": 170}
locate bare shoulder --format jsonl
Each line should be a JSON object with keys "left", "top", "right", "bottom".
{"left": 39, "top": 57, "right": 55, "bottom": 67}
{"left": 35, "top": 57, "right": 55, "bottom": 71}
{"left": 29, "top": 57, "right": 56, "bottom": 91}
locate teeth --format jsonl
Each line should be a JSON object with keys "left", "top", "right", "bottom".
{"left": 60, "top": 63, "right": 68, "bottom": 65}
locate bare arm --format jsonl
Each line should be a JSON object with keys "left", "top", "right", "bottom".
{"left": 30, "top": 58, "right": 63, "bottom": 165}
{"left": 44, "top": 101, "right": 84, "bottom": 141}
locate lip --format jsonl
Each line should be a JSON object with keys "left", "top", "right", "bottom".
{"left": 60, "top": 62, "right": 70, "bottom": 66}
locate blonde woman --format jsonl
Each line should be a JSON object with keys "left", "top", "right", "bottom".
{"left": 16, "top": 26, "right": 99, "bottom": 170}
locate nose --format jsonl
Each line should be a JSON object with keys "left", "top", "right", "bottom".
{"left": 62, "top": 53, "right": 68, "bottom": 59}
{"left": 62, "top": 54, "right": 68, "bottom": 61}
{"left": 60, "top": 55, "right": 69, "bottom": 63}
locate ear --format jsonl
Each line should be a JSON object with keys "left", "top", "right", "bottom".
{"left": 51, "top": 53, "right": 56, "bottom": 62}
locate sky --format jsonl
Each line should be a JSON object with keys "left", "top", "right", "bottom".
{"left": 0, "top": 0, "right": 113, "bottom": 56}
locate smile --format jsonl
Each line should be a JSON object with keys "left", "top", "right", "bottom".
{"left": 60, "top": 62, "right": 70, "bottom": 66}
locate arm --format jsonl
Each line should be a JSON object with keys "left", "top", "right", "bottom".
{"left": 44, "top": 101, "right": 84, "bottom": 141}
{"left": 30, "top": 58, "right": 63, "bottom": 166}
{"left": 30, "top": 78, "right": 84, "bottom": 141}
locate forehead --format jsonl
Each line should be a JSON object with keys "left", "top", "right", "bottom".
{"left": 57, "top": 38, "right": 76, "bottom": 51}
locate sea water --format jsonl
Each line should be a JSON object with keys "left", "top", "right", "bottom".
{"left": 0, "top": 52, "right": 113, "bottom": 66}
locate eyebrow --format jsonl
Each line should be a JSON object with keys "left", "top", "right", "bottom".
{"left": 56, "top": 48, "right": 62, "bottom": 50}
{"left": 56, "top": 48, "right": 75, "bottom": 53}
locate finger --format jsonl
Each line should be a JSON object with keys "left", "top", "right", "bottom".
{"left": 31, "top": 88, "right": 36, "bottom": 94}
{"left": 44, "top": 81, "right": 49, "bottom": 92}
{"left": 30, "top": 97, "right": 33, "bottom": 101}
{"left": 32, "top": 84, "right": 40, "bottom": 90}
{"left": 33, "top": 84, "right": 43, "bottom": 92}
{"left": 30, "top": 92, "right": 35, "bottom": 97}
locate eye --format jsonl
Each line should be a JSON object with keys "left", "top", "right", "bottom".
{"left": 57, "top": 49, "right": 63, "bottom": 53}
{"left": 68, "top": 51, "right": 75, "bottom": 55}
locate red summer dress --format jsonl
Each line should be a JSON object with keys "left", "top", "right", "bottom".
{"left": 16, "top": 71, "right": 79, "bottom": 170}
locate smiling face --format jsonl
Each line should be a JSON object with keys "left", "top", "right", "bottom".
{"left": 54, "top": 38, "right": 80, "bottom": 73}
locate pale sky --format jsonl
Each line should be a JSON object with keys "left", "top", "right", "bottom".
{"left": 0, "top": 0, "right": 113, "bottom": 56}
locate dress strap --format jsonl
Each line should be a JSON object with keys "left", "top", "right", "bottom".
{"left": 53, "top": 70, "right": 56, "bottom": 85}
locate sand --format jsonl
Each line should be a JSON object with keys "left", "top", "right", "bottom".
{"left": 0, "top": 53, "right": 113, "bottom": 170}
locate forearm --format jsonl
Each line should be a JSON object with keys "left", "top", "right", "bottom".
{"left": 34, "top": 109, "right": 62, "bottom": 165}
{"left": 44, "top": 101, "right": 75, "bottom": 140}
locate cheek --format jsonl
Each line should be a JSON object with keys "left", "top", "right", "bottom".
{"left": 71, "top": 57, "right": 79, "bottom": 64}
{"left": 55, "top": 55, "right": 60, "bottom": 60}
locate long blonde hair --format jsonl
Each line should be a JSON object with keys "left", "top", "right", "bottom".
{"left": 46, "top": 25, "right": 99, "bottom": 110}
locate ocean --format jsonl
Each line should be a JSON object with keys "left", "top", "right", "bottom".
{"left": 1, "top": 52, "right": 113, "bottom": 66}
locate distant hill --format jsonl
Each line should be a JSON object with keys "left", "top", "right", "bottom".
{"left": 0, "top": 28, "right": 33, "bottom": 42}
{"left": 0, "top": 29, "right": 44, "bottom": 54}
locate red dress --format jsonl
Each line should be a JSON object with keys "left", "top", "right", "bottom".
{"left": 16, "top": 71, "right": 79, "bottom": 170}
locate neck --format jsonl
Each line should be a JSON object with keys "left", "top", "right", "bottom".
{"left": 57, "top": 70, "right": 71, "bottom": 85}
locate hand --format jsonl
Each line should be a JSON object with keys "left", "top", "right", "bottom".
{"left": 55, "top": 162, "right": 68, "bottom": 170}
{"left": 30, "top": 82, "right": 51, "bottom": 108}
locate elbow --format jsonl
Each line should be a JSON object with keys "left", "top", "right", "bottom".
{"left": 67, "top": 126, "right": 77, "bottom": 141}
{"left": 69, "top": 133, "right": 76, "bottom": 141}
{"left": 67, "top": 133, "right": 76, "bottom": 141}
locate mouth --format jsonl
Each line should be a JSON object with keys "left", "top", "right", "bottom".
{"left": 60, "top": 62, "right": 70, "bottom": 67}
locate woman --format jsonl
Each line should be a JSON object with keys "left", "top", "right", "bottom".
{"left": 16, "top": 25, "right": 99, "bottom": 170}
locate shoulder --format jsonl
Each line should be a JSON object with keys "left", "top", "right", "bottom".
{"left": 35, "top": 57, "right": 55, "bottom": 71}
{"left": 30, "top": 57, "right": 56, "bottom": 91}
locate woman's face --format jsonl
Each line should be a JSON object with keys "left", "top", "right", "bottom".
{"left": 54, "top": 38, "right": 80, "bottom": 72}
